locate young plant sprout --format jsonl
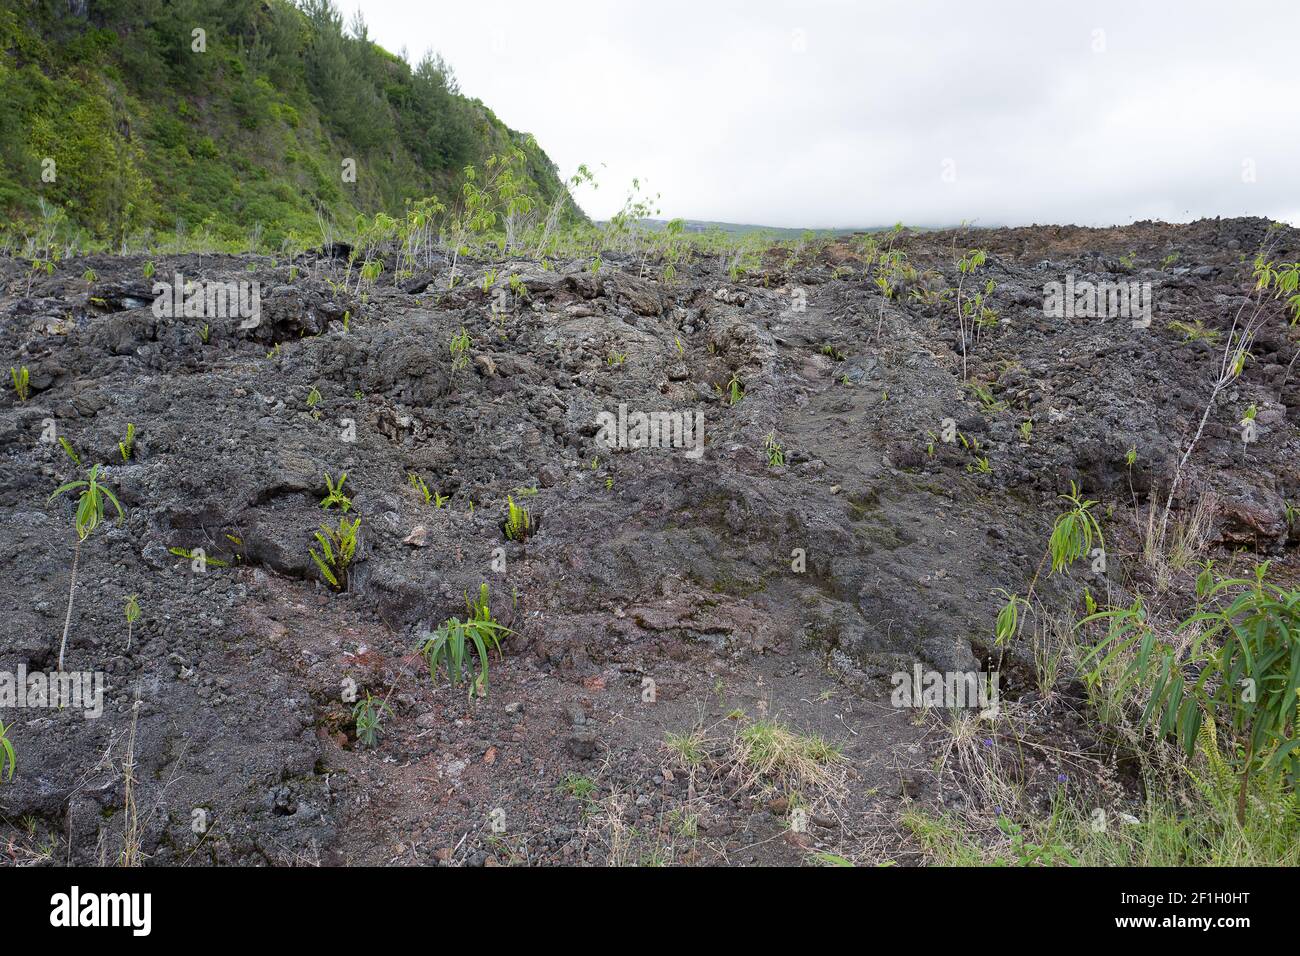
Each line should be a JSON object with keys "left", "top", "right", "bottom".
{"left": 311, "top": 516, "right": 360, "bottom": 591}
{"left": 49, "top": 464, "right": 125, "bottom": 670}
{"left": 418, "top": 584, "right": 511, "bottom": 700}
{"left": 0, "top": 718, "right": 13, "bottom": 781}
{"left": 58, "top": 436, "right": 81, "bottom": 466}
{"left": 321, "top": 472, "right": 352, "bottom": 512}
{"left": 352, "top": 692, "right": 392, "bottom": 748}
{"left": 408, "top": 472, "right": 433, "bottom": 503}
{"left": 504, "top": 495, "right": 532, "bottom": 541}
{"left": 953, "top": 248, "right": 988, "bottom": 381}
{"left": 1048, "top": 481, "right": 1105, "bottom": 574}
{"left": 124, "top": 594, "right": 141, "bottom": 650}
{"left": 763, "top": 432, "right": 785, "bottom": 467}
{"left": 449, "top": 328, "right": 471, "bottom": 372}
{"left": 10, "top": 366, "right": 29, "bottom": 402}
{"left": 118, "top": 423, "right": 136, "bottom": 462}
{"left": 727, "top": 373, "right": 744, "bottom": 406}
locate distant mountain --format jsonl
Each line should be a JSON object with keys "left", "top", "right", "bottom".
{"left": 0, "top": 0, "right": 578, "bottom": 245}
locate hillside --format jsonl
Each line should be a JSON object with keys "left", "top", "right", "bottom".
{"left": 0, "top": 0, "right": 577, "bottom": 247}
{"left": 1, "top": 218, "right": 1297, "bottom": 865}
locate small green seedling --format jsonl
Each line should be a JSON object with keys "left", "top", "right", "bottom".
{"left": 408, "top": 473, "right": 432, "bottom": 503}
{"left": 353, "top": 692, "right": 391, "bottom": 748}
{"left": 0, "top": 719, "right": 13, "bottom": 781}
{"left": 311, "top": 516, "right": 360, "bottom": 591}
{"left": 58, "top": 437, "right": 81, "bottom": 466}
{"left": 727, "top": 373, "right": 744, "bottom": 406}
{"left": 124, "top": 594, "right": 141, "bottom": 650}
{"left": 450, "top": 328, "right": 471, "bottom": 372}
{"left": 10, "top": 366, "right": 29, "bottom": 402}
{"left": 504, "top": 495, "right": 532, "bottom": 542}
{"left": 321, "top": 472, "right": 352, "bottom": 512}
{"left": 168, "top": 546, "right": 229, "bottom": 569}
{"left": 118, "top": 423, "right": 136, "bottom": 462}
{"left": 49, "top": 464, "right": 124, "bottom": 670}
{"left": 994, "top": 590, "right": 1029, "bottom": 646}
{"left": 763, "top": 432, "right": 785, "bottom": 467}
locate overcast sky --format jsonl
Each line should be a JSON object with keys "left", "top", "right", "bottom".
{"left": 347, "top": 0, "right": 1300, "bottom": 229}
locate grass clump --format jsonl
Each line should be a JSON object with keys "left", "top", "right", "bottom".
{"left": 560, "top": 773, "right": 597, "bottom": 801}
{"left": 734, "top": 719, "right": 843, "bottom": 793}
{"left": 664, "top": 730, "right": 708, "bottom": 769}
{"left": 904, "top": 771, "right": 1300, "bottom": 867}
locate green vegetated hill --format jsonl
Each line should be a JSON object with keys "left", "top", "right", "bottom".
{"left": 0, "top": 0, "right": 578, "bottom": 247}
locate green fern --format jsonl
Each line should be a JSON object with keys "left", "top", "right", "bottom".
{"left": 504, "top": 495, "right": 532, "bottom": 542}
{"left": 321, "top": 472, "right": 352, "bottom": 512}
{"left": 0, "top": 718, "right": 14, "bottom": 781}
{"left": 311, "top": 516, "right": 360, "bottom": 590}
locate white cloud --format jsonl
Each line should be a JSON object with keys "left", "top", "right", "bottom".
{"left": 348, "top": 0, "right": 1300, "bottom": 227}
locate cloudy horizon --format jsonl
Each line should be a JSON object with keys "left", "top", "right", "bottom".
{"left": 347, "top": 0, "right": 1300, "bottom": 230}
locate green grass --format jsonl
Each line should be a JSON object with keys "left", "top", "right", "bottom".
{"left": 664, "top": 731, "right": 708, "bottom": 769}
{"left": 559, "top": 774, "right": 597, "bottom": 801}
{"left": 734, "top": 719, "right": 843, "bottom": 792}
{"left": 904, "top": 782, "right": 1300, "bottom": 867}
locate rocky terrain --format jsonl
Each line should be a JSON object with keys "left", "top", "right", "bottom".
{"left": 1, "top": 216, "right": 1297, "bottom": 866}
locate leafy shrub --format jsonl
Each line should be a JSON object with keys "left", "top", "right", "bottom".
{"left": 1081, "top": 563, "right": 1300, "bottom": 824}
